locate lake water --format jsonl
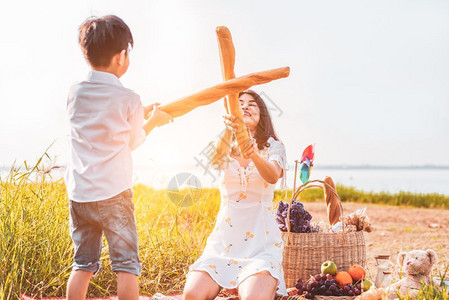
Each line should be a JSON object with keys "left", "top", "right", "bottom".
{"left": 2, "top": 165, "right": 449, "bottom": 196}
{"left": 132, "top": 165, "right": 449, "bottom": 196}
{"left": 309, "top": 168, "right": 449, "bottom": 195}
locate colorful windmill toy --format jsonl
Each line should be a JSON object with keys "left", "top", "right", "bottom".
{"left": 299, "top": 144, "right": 315, "bottom": 184}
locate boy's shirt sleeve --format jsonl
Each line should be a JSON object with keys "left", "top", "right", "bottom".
{"left": 128, "top": 99, "right": 146, "bottom": 151}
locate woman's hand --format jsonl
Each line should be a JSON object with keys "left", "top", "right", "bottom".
{"left": 241, "top": 133, "right": 259, "bottom": 159}
{"left": 224, "top": 114, "right": 259, "bottom": 159}
{"left": 223, "top": 114, "right": 239, "bottom": 132}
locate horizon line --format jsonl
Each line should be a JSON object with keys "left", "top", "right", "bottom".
{"left": 2, "top": 164, "right": 449, "bottom": 171}
{"left": 313, "top": 164, "right": 449, "bottom": 170}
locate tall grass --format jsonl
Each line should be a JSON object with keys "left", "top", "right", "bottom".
{"left": 1, "top": 157, "right": 448, "bottom": 299}
{"left": 0, "top": 156, "right": 72, "bottom": 299}
{"left": 0, "top": 157, "right": 221, "bottom": 299}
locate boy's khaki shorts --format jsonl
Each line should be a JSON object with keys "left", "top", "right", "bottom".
{"left": 69, "top": 189, "right": 141, "bottom": 276}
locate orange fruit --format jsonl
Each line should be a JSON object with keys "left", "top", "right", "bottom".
{"left": 335, "top": 271, "right": 353, "bottom": 287}
{"left": 348, "top": 264, "right": 366, "bottom": 281}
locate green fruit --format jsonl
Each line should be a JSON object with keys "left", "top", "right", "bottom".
{"left": 321, "top": 261, "right": 338, "bottom": 275}
{"left": 362, "top": 278, "right": 373, "bottom": 291}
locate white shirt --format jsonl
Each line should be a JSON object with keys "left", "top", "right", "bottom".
{"left": 65, "top": 71, "right": 146, "bottom": 202}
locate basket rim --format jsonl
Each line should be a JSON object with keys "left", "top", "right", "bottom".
{"left": 283, "top": 178, "right": 344, "bottom": 240}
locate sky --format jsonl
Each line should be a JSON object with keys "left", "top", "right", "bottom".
{"left": 1, "top": 0, "right": 448, "bottom": 189}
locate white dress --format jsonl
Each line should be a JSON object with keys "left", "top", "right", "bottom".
{"left": 188, "top": 137, "right": 288, "bottom": 296}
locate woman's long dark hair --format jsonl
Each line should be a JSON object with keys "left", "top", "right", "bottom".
{"left": 239, "top": 90, "right": 279, "bottom": 150}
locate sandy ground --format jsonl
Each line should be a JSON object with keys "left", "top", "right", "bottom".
{"left": 303, "top": 201, "right": 449, "bottom": 280}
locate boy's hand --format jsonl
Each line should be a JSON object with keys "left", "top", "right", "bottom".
{"left": 148, "top": 105, "right": 174, "bottom": 127}
{"left": 144, "top": 102, "right": 160, "bottom": 119}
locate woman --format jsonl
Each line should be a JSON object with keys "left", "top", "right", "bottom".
{"left": 183, "top": 90, "right": 288, "bottom": 299}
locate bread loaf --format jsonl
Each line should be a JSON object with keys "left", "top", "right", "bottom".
{"left": 216, "top": 26, "right": 236, "bottom": 112}
{"left": 158, "top": 67, "right": 290, "bottom": 118}
{"left": 216, "top": 26, "right": 250, "bottom": 153}
{"left": 323, "top": 176, "right": 343, "bottom": 225}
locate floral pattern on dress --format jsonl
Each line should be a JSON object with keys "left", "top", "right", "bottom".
{"left": 244, "top": 231, "right": 255, "bottom": 241}
{"left": 237, "top": 192, "right": 247, "bottom": 202}
{"left": 209, "top": 265, "right": 218, "bottom": 274}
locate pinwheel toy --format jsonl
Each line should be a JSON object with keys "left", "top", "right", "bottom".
{"left": 299, "top": 144, "right": 315, "bottom": 184}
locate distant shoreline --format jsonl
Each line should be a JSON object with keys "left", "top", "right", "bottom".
{"left": 313, "top": 165, "right": 449, "bottom": 170}
{"left": 2, "top": 163, "right": 449, "bottom": 195}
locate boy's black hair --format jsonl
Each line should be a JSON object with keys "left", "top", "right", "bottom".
{"left": 79, "top": 15, "right": 134, "bottom": 67}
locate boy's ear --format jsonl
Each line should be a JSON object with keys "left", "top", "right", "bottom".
{"left": 117, "top": 49, "right": 127, "bottom": 66}
{"left": 110, "top": 50, "right": 126, "bottom": 67}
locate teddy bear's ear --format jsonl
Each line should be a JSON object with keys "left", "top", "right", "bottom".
{"left": 397, "top": 252, "right": 407, "bottom": 266}
{"left": 426, "top": 249, "right": 438, "bottom": 265}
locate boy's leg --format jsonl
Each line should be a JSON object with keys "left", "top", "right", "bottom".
{"left": 68, "top": 200, "right": 103, "bottom": 299}
{"left": 117, "top": 271, "right": 139, "bottom": 300}
{"left": 67, "top": 270, "right": 94, "bottom": 300}
{"left": 100, "top": 189, "right": 141, "bottom": 299}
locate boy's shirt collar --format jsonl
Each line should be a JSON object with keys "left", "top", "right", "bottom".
{"left": 87, "top": 70, "right": 123, "bottom": 87}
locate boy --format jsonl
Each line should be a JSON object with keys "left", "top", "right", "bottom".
{"left": 65, "top": 15, "right": 172, "bottom": 300}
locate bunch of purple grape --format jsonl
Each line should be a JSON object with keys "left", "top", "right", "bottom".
{"left": 276, "top": 200, "right": 318, "bottom": 233}
{"left": 295, "top": 274, "right": 362, "bottom": 299}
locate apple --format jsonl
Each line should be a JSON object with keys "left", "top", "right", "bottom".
{"left": 321, "top": 260, "right": 338, "bottom": 275}
{"left": 362, "top": 278, "right": 373, "bottom": 291}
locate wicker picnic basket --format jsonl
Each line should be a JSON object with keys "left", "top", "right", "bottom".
{"left": 281, "top": 179, "right": 366, "bottom": 289}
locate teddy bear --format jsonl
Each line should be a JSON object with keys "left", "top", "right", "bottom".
{"left": 385, "top": 249, "right": 438, "bottom": 299}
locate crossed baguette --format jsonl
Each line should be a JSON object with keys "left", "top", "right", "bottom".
{"left": 216, "top": 26, "right": 251, "bottom": 153}
{"left": 159, "top": 26, "right": 290, "bottom": 152}
{"left": 159, "top": 66, "right": 290, "bottom": 118}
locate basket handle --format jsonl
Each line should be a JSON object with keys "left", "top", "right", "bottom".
{"left": 284, "top": 179, "right": 344, "bottom": 246}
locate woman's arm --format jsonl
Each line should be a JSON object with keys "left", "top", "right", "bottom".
{"left": 225, "top": 115, "right": 283, "bottom": 183}
{"left": 243, "top": 143, "right": 283, "bottom": 184}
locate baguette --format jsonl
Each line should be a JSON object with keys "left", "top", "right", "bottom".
{"left": 159, "top": 67, "right": 290, "bottom": 118}
{"left": 323, "top": 176, "right": 343, "bottom": 225}
{"left": 216, "top": 26, "right": 250, "bottom": 152}
{"left": 216, "top": 25, "right": 236, "bottom": 113}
